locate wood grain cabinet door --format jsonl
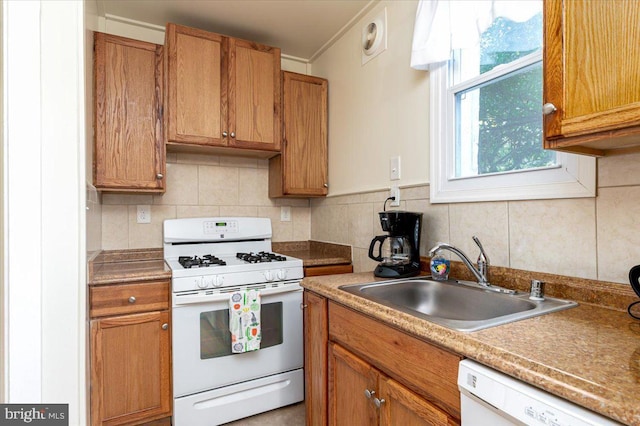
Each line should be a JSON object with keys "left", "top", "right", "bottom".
{"left": 378, "top": 376, "right": 452, "bottom": 426}
{"left": 90, "top": 311, "right": 171, "bottom": 426}
{"left": 227, "top": 38, "right": 281, "bottom": 152}
{"left": 328, "top": 343, "right": 378, "bottom": 426}
{"left": 94, "top": 33, "right": 165, "bottom": 192}
{"left": 273, "top": 72, "right": 328, "bottom": 197}
{"left": 544, "top": 0, "right": 640, "bottom": 155}
{"left": 165, "top": 23, "right": 227, "bottom": 146}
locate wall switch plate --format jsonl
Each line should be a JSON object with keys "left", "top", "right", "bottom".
{"left": 280, "top": 206, "right": 292, "bottom": 222}
{"left": 390, "top": 156, "right": 401, "bottom": 180}
{"left": 136, "top": 205, "right": 151, "bottom": 224}
{"left": 389, "top": 185, "right": 400, "bottom": 207}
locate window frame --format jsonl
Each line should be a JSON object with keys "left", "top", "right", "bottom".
{"left": 429, "top": 50, "right": 595, "bottom": 204}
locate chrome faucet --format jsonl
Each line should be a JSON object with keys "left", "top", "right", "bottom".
{"left": 428, "top": 236, "right": 490, "bottom": 286}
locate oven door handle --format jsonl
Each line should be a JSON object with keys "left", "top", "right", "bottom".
{"left": 173, "top": 283, "right": 302, "bottom": 306}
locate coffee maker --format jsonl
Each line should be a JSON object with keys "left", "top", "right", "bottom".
{"left": 368, "top": 211, "right": 422, "bottom": 278}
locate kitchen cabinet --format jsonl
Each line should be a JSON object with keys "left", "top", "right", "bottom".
{"left": 303, "top": 291, "right": 328, "bottom": 426}
{"left": 329, "top": 343, "right": 452, "bottom": 426}
{"left": 165, "top": 23, "right": 281, "bottom": 155}
{"left": 89, "top": 280, "right": 171, "bottom": 425}
{"left": 270, "top": 72, "right": 328, "bottom": 197}
{"left": 543, "top": 0, "right": 640, "bottom": 156}
{"left": 93, "top": 32, "right": 165, "bottom": 193}
{"left": 303, "top": 293, "right": 461, "bottom": 425}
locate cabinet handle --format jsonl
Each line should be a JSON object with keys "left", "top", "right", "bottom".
{"left": 230, "top": 132, "right": 236, "bottom": 138}
{"left": 222, "top": 131, "right": 228, "bottom": 137}
{"left": 162, "top": 323, "right": 169, "bottom": 330}
{"left": 156, "top": 173, "right": 163, "bottom": 179}
{"left": 128, "top": 296, "right": 136, "bottom": 304}
{"left": 542, "top": 103, "right": 557, "bottom": 115}
{"left": 373, "top": 397, "right": 386, "bottom": 408}
{"left": 364, "top": 389, "right": 375, "bottom": 399}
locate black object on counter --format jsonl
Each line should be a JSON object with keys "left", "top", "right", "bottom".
{"left": 627, "top": 265, "right": 640, "bottom": 319}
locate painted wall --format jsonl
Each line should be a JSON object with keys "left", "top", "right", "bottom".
{"left": 311, "top": 1, "right": 429, "bottom": 196}
{"left": 309, "top": 0, "right": 640, "bottom": 287}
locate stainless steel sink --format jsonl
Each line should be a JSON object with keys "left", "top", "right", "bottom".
{"left": 339, "top": 278, "right": 577, "bottom": 332}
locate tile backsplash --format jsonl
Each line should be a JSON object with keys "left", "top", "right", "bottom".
{"left": 100, "top": 152, "right": 311, "bottom": 249}
{"left": 310, "top": 152, "right": 640, "bottom": 286}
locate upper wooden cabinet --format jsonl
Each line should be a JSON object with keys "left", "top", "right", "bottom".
{"left": 269, "top": 72, "right": 328, "bottom": 197}
{"left": 543, "top": 0, "right": 640, "bottom": 156}
{"left": 165, "top": 23, "right": 281, "bottom": 154}
{"left": 93, "top": 33, "right": 165, "bottom": 192}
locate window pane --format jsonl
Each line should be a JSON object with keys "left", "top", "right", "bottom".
{"left": 455, "top": 61, "right": 555, "bottom": 178}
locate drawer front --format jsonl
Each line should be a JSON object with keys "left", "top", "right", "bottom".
{"left": 329, "top": 301, "right": 462, "bottom": 420}
{"left": 90, "top": 280, "right": 170, "bottom": 318}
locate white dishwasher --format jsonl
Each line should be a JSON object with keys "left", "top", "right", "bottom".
{"left": 457, "top": 359, "right": 622, "bottom": 426}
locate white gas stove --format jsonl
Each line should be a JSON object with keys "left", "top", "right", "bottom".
{"left": 163, "top": 217, "right": 303, "bottom": 293}
{"left": 163, "top": 217, "right": 305, "bottom": 426}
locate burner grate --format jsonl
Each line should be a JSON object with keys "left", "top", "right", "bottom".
{"left": 236, "top": 251, "right": 287, "bottom": 263}
{"left": 178, "top": 255, "right": 226, "bottom": 269}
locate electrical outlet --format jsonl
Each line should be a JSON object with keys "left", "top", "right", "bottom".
{"left": 280, "top": 206, "right": 292, "bottom": 222}
{"left": 389, "top": 185, "right": 400, "bottom": 207}
{"left": 137, "top": 205, "right": 151, "bottom": 224}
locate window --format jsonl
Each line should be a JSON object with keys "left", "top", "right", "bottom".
{"left": 413, "top": 0, "right": 595, "bottom": 203}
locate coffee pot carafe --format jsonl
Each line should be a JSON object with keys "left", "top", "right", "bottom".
{"left": 368, "top": 210, "right": 422, "bottom": 278}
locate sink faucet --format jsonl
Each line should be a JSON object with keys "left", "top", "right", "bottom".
{"left": 428, "top": 236, "right": 490, "bottom": 286}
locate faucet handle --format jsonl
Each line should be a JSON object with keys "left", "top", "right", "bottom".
{"left": 472, "top": 236, "right": 490, "bottom": 279}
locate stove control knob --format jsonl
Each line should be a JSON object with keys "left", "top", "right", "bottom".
{"left": 213, "top": 275, "right": 224, "bottom": 288}
{"left": 264, "top": 270, "right": 275, "bottom": 282}
{"left": 277, "top": 269, "right": 287, "bottom": 280}
{"left": 196, "top": 277, "right": 209, "bottom": 289}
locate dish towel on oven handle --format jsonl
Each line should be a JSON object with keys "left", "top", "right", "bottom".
{"left": 229, "top": 289, "right": 261, "bottom": 353}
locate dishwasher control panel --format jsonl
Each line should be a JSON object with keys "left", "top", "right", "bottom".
{"left": 458, "top": 360, "right": 622, "bottom": 426}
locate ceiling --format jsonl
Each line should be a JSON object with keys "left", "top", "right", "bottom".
{"left": 95, "top": 0, "right": 375, "bottom": 60}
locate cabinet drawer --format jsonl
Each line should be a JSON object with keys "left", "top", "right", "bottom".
{"left": 329, "top": 301, "right": 462, "bottom": 420}
{"left": 90, "top": 281, "right": 170, "bottom": 318}
{"left": 304, "top": 264, "right": 353, "bottom": 277}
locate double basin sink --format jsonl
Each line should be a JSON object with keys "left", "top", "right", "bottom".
{"left": 340, "top": 277, "right": 577, "bottom": 332}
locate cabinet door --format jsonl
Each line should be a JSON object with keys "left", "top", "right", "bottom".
{"left": 271, "top": 72, "right": 328, "bottom": 197}
{"left": 304, "top": 291, "right": 328, "bottom": 426}
{"left": 228, "top": 37, "right": 281, "bottom": 151}
{"left": 379, "top": 377, "right": 451, "bottom": 426}
{"left": 329, "top": 343, "right": 378, "bottom": 426}
{"left": 165, "top": 23, "right": 227, "bottom": 146}
{"left": 90, "top": 311, "right": 171, "bottom": 425}
{"left": 94, "top": 33, "right": 165, "bottom": 192}
{"left": 544, "top": 0, "right": 640, "bottom": 155}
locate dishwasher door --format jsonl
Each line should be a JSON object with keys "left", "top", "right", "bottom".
{"left": 457, "top": 359, "right": 621, "bottom": 426}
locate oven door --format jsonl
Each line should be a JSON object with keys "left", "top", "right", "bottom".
{"left": 172, "top": 282, "right": 303, "bottom": 397}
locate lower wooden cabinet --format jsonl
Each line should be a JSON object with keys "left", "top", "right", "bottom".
{"left": 303, "top": 291, "right": 328, "bottom": 426}
{"left": 329, "top": 343, "right": 452, "bottom": 426}
{"left": 90, "top": 281, "right": 171, "bottom": 425}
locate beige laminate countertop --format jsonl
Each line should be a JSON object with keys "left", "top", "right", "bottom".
{"left": 302, "top": 272, "right": 640, "bottom": 425}
{"left": 273, "top": 240, "right": 352, "bottom": 267}
{"left": 88, "top": 249, "right": 171, "bottom": 285}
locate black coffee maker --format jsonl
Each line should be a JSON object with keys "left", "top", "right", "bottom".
{"left": 368, "top": 211, "right": 422, "bottom": 278}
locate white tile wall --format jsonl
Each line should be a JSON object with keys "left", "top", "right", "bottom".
{"left": 310, "top": 156, "right": 640, "bottom": 285}
{"left": 100, "top": 153, "right": 310, "bottom": 249}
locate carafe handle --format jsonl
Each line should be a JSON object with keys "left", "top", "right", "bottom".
{"left": 368, "top": 235, "right": 387, "bottom": 262}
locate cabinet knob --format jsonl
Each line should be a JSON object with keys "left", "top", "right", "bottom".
{"left": 300, "top": 303, "right": 308, "bottom": 310}
{"left": 156, "top": 173, "right": 163, "bottom": 179}
{"left": 323, "top": 183, "right": 328, "bottom": 188}
{"left": 162, "top": 323, "right": 169, "bottom": 330}
{"left": 128, "top": 296, "right": 136, "bottom": 304}
{"left": 542, "top": 103, "right": 557, "bottom": 115}
{"left": 222, "top": 131, "right": 228, "bottom": 137}
{"left": 230, "top": 132, "right": 236, "bottom": 138}
{"left": 373, "top": 397, "right": 386, "bottom": 408}
{"left": 364, "top": 389, "right": 375, "bottom": 399}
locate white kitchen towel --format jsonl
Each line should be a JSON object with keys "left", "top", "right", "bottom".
{"left": 229, "top": 289, "right": 261, "bottom": 353}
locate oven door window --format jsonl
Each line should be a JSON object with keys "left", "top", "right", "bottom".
{"left": 200, "top": 302, "right": 283, "bottom": 359}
